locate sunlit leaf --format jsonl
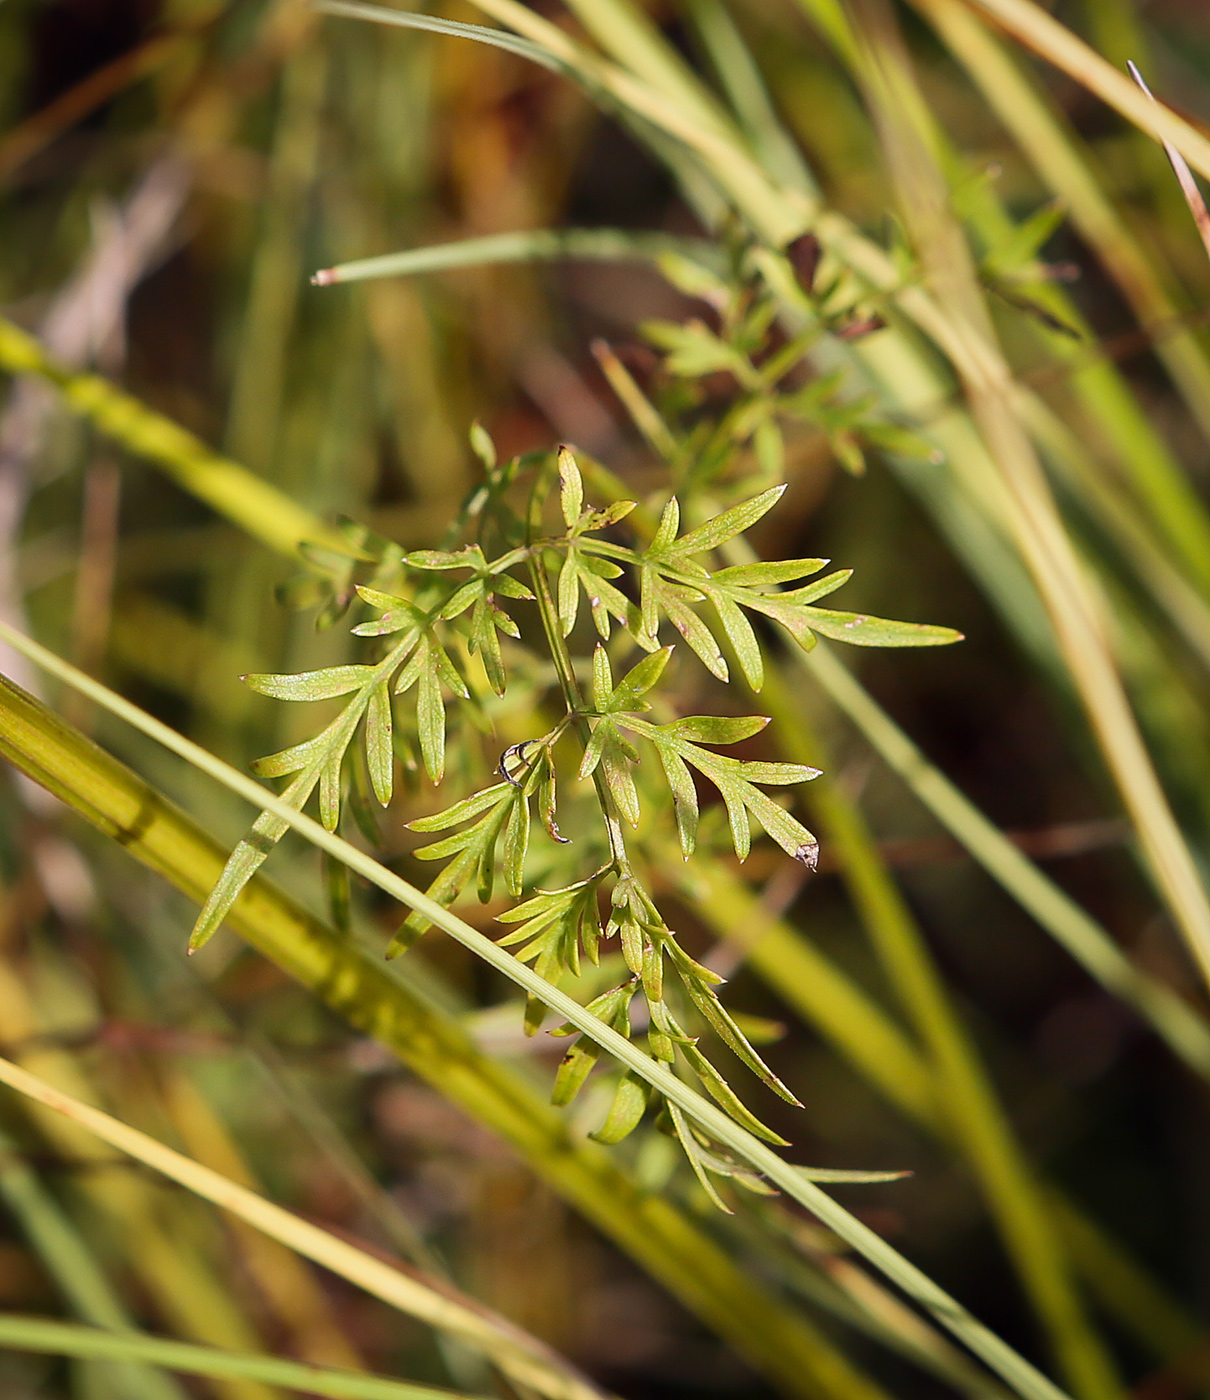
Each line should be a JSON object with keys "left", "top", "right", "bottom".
{"left": 590, "top": 1072, "right": 650, "bottom": 1144}
{"left": 802, "top": 609, "right": 963, "bottom": 647}
{"left": 366, "top": 681, "right": 394, "bottom": 806}
{"left": 417, "top": 663, "right": 445, "bottom": 782}
{"left": 558, "top": 445, "right": 583, "bottom": 527}
{"left": 243, "top": 666, "right": 376, "bottom": 701}
{"left": 671, "top": 486, "right": 785, "bottom": 557}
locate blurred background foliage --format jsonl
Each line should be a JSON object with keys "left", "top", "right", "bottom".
{"left": 3, "top": 0, "right": 1210, "bottom": 1397}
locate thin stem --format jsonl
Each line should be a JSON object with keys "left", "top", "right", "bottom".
{"left": 526, "top": 549, "right": 631, "bottom": 874}
{"left": 525, "top": 465, "right": 634, "bottom": 875}
{"left": 0, "top": 620, "right": 1077, "bottom": 1400}
{"left": 0, "top": 670, "right": 890, "bottom": 1400}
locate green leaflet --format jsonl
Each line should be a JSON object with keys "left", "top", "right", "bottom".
{"left": 670, "top": 485, "right": 785, "bottom": 556}
{"left": 572, "top": 483, "right": 961, "bottom": 686}
{"left": 392, "top": 781, "right": 531, "bottom": 954}
{"left": 980, "top": 198, "right": 1068, "bottom": 279}
{"left": 589, "top": 1072, "right": 650, "bottom": 1144}
{"left": 618, "top": 711, "right": 820, "bottom": 863}
{"left": 641, "top": 319, "right": 753, "bottom": 382}
{"left": 796, "top": 609, "right": 963, "bottom": 648}
{"left": 666, "top": 1105, "right": 776, "bottom": 1213}
{"left": 558, "top": 444, "right": 583, "bottom": 526}
{"left": 596, "top": 645, "right": 673, "bottom": 713}
{"left": 194, "top": 558, "right": 532, "bottom": 949}
{"left": 711, "top": 590, "right": 764, "bottom": 690}
{"left": 550, "top": 982, "right": 635, "bottom": 1106}
{"left": 366, "top": 682, "right": 393, "bottom": 806}
{"left": 661, "top": 715, "right": 769, "bottom": 743}
{"left": 709, "top": 558, "right": 830, "bottom": 587}
{"left": 243, "top": 666, "right": 377, "bottom": 700}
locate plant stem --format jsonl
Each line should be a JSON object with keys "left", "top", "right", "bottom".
{"left": 0, "top": 621, "right": 1077, "bottom": 1400}
{"left": 0, "top": 668, "right": 885, "bottom": 1400}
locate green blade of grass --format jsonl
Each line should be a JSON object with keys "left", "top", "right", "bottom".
{"left": 0, "top": 670, "right": 888, "bottom": 1400}
{"left": 0, "top": 626, "right": 1077, "bottom": 1400}
{"left": 851, "top": 5, "right": 1210, "bottom": 999}
{"left": 313, "top": 229, "right": 720, "bottom": 287}
{"left": 0, "top": 1009, "right": 607, "bottom": 1400}
{"left": 760, "top": 668, "right": 1121, "bottom": 1400}
{"left": 0, "top": 317, "right": 343, "bottom": 559}
{"left": 802, "top": 642, "right": 1210, "bottom": 1075}
{"left": 0, "top": 1130, "right": 187, "bottom": 1400}
{"left": 0, "top": 1314, "right": 478, "bottom": 1400}
{"left": 957, "top": 0, "right": 1210, "bottom": 180}
{"left": 664, "top": 847, "right": 1210, "bottom": 1375}
{"left": 912, "top": 0, "right": 1210, "bottom": 570}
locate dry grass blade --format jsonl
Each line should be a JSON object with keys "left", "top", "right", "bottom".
{"left": 0, "top": 670, "right": 889, "bottom": 1400}
{"left": 0, "top": 1054, "right": 609, "bottom": 1400}
{"left": 958, "top": 0, "right": 1210, "bottom": 180}
{"left": 0, "top": 622, "right": 1077, "bottom": 1400}
{"left": 1127, "top": 61, "right": 1210, "bottom": 267}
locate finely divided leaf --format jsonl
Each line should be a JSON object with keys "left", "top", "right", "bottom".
{"left": 604, "top": 646, "right": 673, "bottom": 712}
{"left": 590, "top": 1072, "right": 650, "bottom": 1144}
{"left": 250, "top": 734, "right": 329, "bottom": 779}
{"left": 651, "top": 496, "right": 680, "bottom": 552}
{"left": 657, "top": 745, "right": 698, "bottom": 857}
{"left": 408, "top": 782, "right": 513, "bottom": 831}
{"left": 710, "top": 591, "right": 763, "bottom": 690}
{"left": 417, "top": 663, "right": 445, "bottom": 781}
{"left": 662, "top": 715, "right": 768, "bottom": 744}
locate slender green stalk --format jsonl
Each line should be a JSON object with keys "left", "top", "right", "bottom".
{"left": 956, "top": 0, "right": 1210, "bottom": 180}
{"left": 0, "top": 1314, "right": 477, "bottom": 1400}
{"left": 0, "top": 1129, "right": 186, "bottom": 1400}
{"left": 0, "top": 317, "right": 343, "bottom": 558}
{"left": 0, "top": 624, "right": 1077, "bottom": 1400}
{"left": 0, "top": 670, "right": 884, "bottom": 1400}
{"left": 851, "top": 7, "right": 1210, "bottom": 995}
{"left": 915, "top": 0, "right": 1210, "bottom": 469}
{"left": 313, "top": 229, "right": 720, "bottom": 287}
{"left": 801, "top": 643, "right": 1210, "bottom": 1075}
{"left": 0, "top": 1056, "right": 602, "bottom": 1400}
{"left": 755, "top": 667, "right": 1121, "bottom": 1400}
{"left": 668, "top": 848, "right": 1209, "bottom": 1373}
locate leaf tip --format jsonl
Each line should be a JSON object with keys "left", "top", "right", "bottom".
{"left": 794, "top": 841, "right": 820, "bottom": 871}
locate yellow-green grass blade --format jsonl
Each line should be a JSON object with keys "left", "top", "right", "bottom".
{"left": 0, "top": 1022, "right": 606, "bottom": 1399}
{"left": 313, "top": 229, "right": 719, "bottom": 287}
{"left": 0, "top": 1314, "right": 477, "bottom": 1400}
{"left": 0, "top": 1130, "right": 187, "bottom": 1400}
{"left": 849, "top": 13, "right": 1210, "bottom": 1000}
{"left": 803, "top": 643, "right": 1210, "bottom": 1075}
{"left": 693, "top": 503, "right": 1119, "bottom": 1400}
{"left": 911, "top": 0, "right": 1210, "bottom": 573}
{"left": 0, "top": 629, "right": 1077, "bottom": 1400}
{"left": 0, "top": 316, "right": 342, "bottom": 559}
{"left": 0, "top": 670, "right": 887, "bottom": 1400}
{"left": 760, "top": 672, "right": 1120, "bottom": 1400}
{"left": 956, "top": 0, "right": 1210, "bottom": 182}
{"left": 666, "top": 849, "right": 1208, "bottom": 1374}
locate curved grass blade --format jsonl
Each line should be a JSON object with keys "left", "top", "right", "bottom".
{"left": 0, "top": 621, "right": 1085, "bottom": 1400}
{"left": 0, "top": 1315, "right": 475, "bottom": 1400}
